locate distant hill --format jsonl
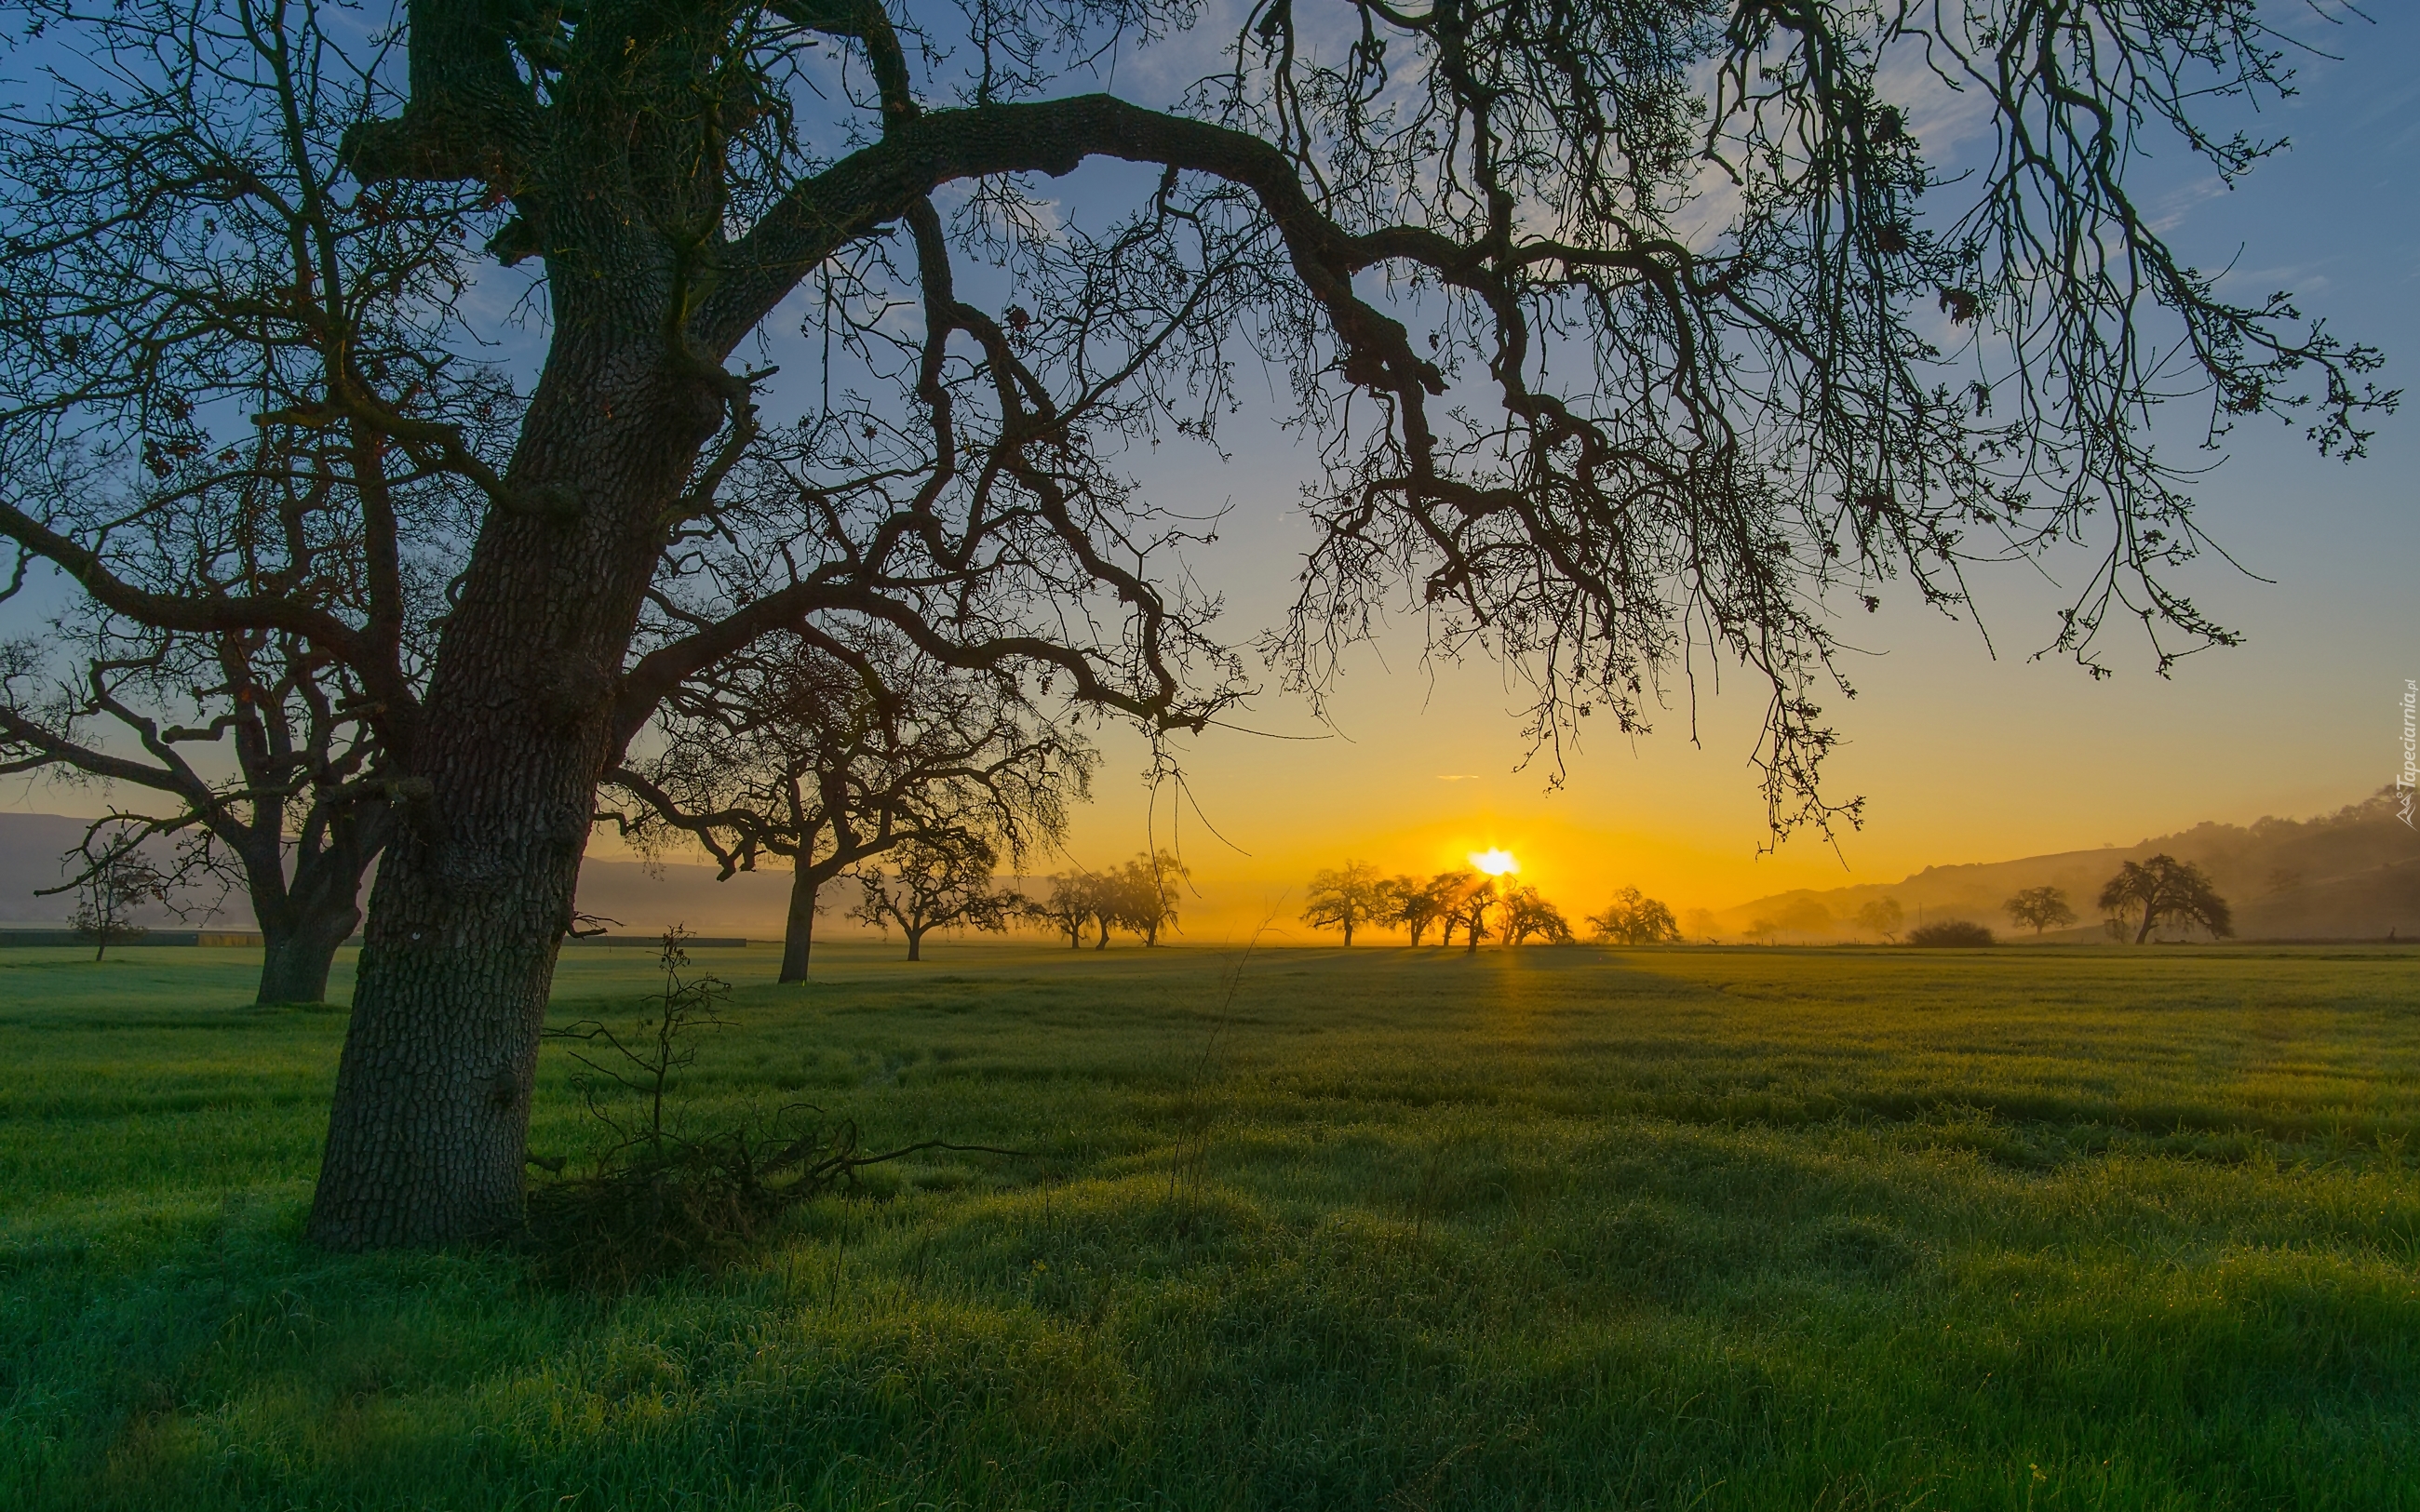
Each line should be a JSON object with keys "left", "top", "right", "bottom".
{"left": 0, "top": 810, "right": 877, "bottom": 939}
{"left": 1716, "top": 790, "right": 2420, "bottom": 943}
{"left": 0, "top": 813, "right": 249, "bottom": 927}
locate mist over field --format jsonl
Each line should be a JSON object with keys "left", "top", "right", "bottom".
{"left": 9, "top": 790, "right": 2413, "bottom": 944}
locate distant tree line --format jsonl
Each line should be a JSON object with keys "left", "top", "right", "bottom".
{"left": 1028, "top": 853, "right": 1190, "bottom": 950}
{"left": 1297, "top": 865, "right": 1697, "bottom": 951}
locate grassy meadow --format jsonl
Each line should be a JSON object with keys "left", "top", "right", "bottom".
{"left": 2, "top": 938, "right": 2417, "bottom": 1509}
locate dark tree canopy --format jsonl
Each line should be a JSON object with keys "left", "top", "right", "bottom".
{"left": 2005, "top": 885, "right": 2077, "bottom": 937}
{"left": 851, "top": 832, "right": 1019, "bottom": 960}
{"left": 1039, "top": 851, "right": 1190, "bottom": 949}
{"left": 1027, "top": 872, "right": 1100, "bottom": 949}
{"left": 1113, "top": 850, "right": 1190, "bottom": 947}
{"left": 1384, "top": 871, "right": 1458, "bottom": 946}
{"left": 0, "top": 0, "right": 2389, "bottom": 1248}
{"left": 604, "top": 623, "right": 1089, "bottom": 981}
{"left": 2100, "top": 854, "right": 2232, "bottom": 943}
{"left": 1301, "top": 860, "right": 1389, "bottom": 944}
{"left": 1, "top": 617, "right": 403, "bottom": 1004}
{"left": 1499, "top": 884, "right": 1574, "bottom": 945}
{"left": 1588, "top": 886, "right": 1682, "bottom": 945}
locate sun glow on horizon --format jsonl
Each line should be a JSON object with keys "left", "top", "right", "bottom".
{"left": 1469, "top": 848, "right": 1520, "bottom": 877}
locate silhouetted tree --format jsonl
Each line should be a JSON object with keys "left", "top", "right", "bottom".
{"left": 56, "top": 823, "right": 171, "bottom": 962}
{"left": 1453, "top": 879, "right": 1501, "bottom": 955}
{"left": 1853, "top": 898, "right": 1905, "bottom": 943}
{"left": 8, "top": 0, "right": 2385, "bottom": 1247}
{"left": 852, "top": 836, "right": 1021, "bottom": 961}
{"left": 1587, "top": 887, "right": 1683, "bottom": 945}
{"left": 1391, "top": 873, "right": 1465, "bottom": 947}
{"left": 1302, "top": 861, "right": 1390, "bottom": 945}
{"left": 1499, "top": 886, "right": 1574, "bottom": 945}
{"left": 607, "top": 628, "right": 1089, "bottom": 982}
{"left": 1115, "top": 850, "right": 1190, "bottom": 947}
{"left": 2, "top": 626, "right": 408, "bottom": 1004}
{"left": 2004, "top": 886, "right": 2077, "bottom": 938}
{"left": 0, "top": 2, "right": 492, "bottom": 1006}
{"left": 1423, "top": 872, "right": 1483, "bottom": 948}
{"left": 2100, "top": 856, "right": 2234, "bottom": 943}
{"left": 1027, "top": 875, "right": 1099, "bottom": 950}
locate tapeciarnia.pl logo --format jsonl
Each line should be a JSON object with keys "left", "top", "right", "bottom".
{"left": 2400, "top": 679, "right": 2417, "bottom": 829}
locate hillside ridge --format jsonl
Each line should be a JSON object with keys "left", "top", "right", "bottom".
{"left": 1714, "top": 790, "right": 2419, "bottom": 942}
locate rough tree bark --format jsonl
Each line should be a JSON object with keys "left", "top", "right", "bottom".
{"left": 307, "top": 327, "right": 722, "bottom": 1248}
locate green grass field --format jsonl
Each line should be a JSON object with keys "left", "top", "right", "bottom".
{"left": 3, "top": 940, "right": 2417, "bottom": 1510}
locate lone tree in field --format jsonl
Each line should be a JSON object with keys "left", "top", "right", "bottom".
{"left": 1853, "top": 898, "right": 1905, "bottom": 943}
{"left": 1, "top": 0, "right": 2390, "bottom": 1247}
{"left": 1027, "top": 874, "right": 1099, "bottom": 950}
{"left": 1499, "top": 885, "right": 1574, "bottom": 945}
{"left": 1115, "top": 850, "right": 1190, "bottom": 947}
{"left": 56, "top": 823, "right": 171, "bottom": 962}
{"left": 2100, "top": 856, "right": 2234, "bottom": 943}
{"left": 2004, "top": 886, "right": 2077, "bottom": 938}
{"left": 1587, "top": 887, "right": 1683, "bottom": 945}
{"left": 605, "top": 627, "right": 1088, "bottom": 982}
{"left": 1301, "top": 862, "right": 1390, "bottom": 945}
{"left": 851, "top": 835, "right": 1020, "bottom": 960}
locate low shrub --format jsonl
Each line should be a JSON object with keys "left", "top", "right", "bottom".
{"left": 1906, "top": 919, "right": 1995, "bottom": 947}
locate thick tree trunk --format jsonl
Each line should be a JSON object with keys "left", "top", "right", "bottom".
{"left": 257, "top": 903, "right": 358, "bottom": 1005}
{"left": 905, "top": 924, "right": 925, "bottom": 961}
{"left": 253, "top": 829, "right": 381, "bottom": 1005}
{"left": 780, "top": 866, "right": 820, "bottom": 983}
{"left": 2135, "top": 906, "right": 2156, "bottom": 944}
{"left": 307, "top": 328, "right": 721, "bottom": 1251}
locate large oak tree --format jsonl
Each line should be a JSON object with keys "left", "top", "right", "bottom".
{"left": 603, "top": 623, "right": 1090, "bottom": 982}
{"left": 0, "top": 0, "right": 2391, "bottom": 1248}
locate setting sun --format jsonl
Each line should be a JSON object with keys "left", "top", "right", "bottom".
{"left": 1469, "top": 849, "right": 1520, "bottom": 877}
